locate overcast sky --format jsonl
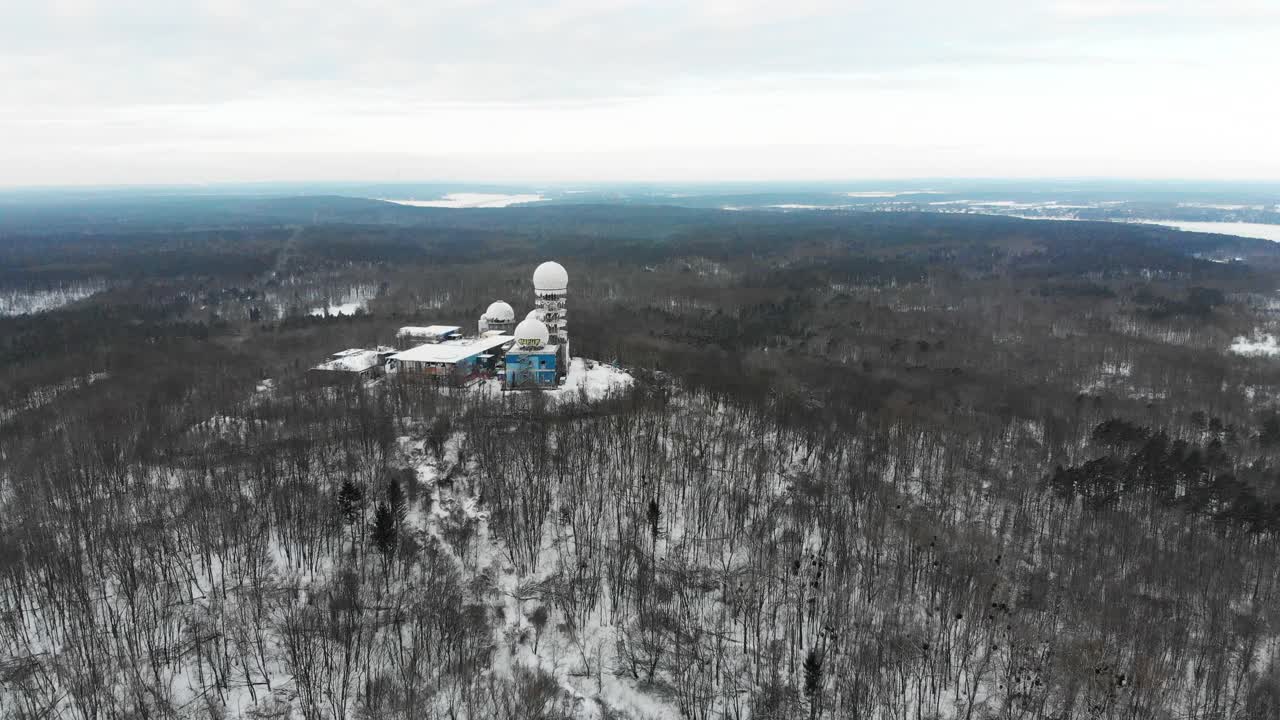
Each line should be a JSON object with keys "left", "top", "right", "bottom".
{"left": 2, "top": 0, "right": 1278, "bottom": 186}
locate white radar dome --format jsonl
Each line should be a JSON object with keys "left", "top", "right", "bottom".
{"left": 526, "top": 308, "right": 545, "bottom": 321}
{"left": 514, "top": 317, "right": 550, "bottom": 348}
{"left": 533, "top": 261, "right": 568, "bottom": 292}
{"left": 485, "top": 300, "right": 515, "bottom": 322}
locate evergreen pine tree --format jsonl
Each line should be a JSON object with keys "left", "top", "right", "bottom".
{"left": 372, "top": 501, "right": 397, "bottom": 561}
{"left": 803, "top": 648, "right": 824, "bottom": 718}
{"left": 338, "top": 479, "right": 363, "bottom": 525}
{"left": 387, "top": 478, "right": 407, "bottom": 526}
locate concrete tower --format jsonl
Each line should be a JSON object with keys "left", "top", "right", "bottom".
{"left": 532, "top": 261, "right": 569, "bottom": 375}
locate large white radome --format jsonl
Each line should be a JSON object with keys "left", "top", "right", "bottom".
{"left": 514, "top": 317, "right": 550, "bottom": 347}
{"left": 533, "top": 261, "right": 568, "bottom": 292}
{"left": 484, "top": 300, "right": 515, "bottom": 321}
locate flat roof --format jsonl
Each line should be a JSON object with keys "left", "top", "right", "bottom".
{"left": 314, "top": 349, "right": 382, "bottom": 372}
{"left": 393, "top": 335, "right": 514, "bottom": 364}
{"left": 396, "top": 325, "right": 461, "bottom": 336}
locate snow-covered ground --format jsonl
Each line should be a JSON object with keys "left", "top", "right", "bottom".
{"left": 307, "top": 285, "right": 378, "bottom": 317}
{"left": 846, "top": 190, "right": 939, "bottom": 198}
{"left": 309, "top": 301, "right": 363, "bottom": 316}
{"left": 0, "top": 371, "right": 108, "bottom": 425}
{"left": 552, "top": 358, "right": 634, "bottom": 401}
{"left": 1230, "top": 333, "right": 1280, "bottom": 357}
{"left": 1129, "top": 220, "right": 1280, "bottom": 243}
{"left": 8, "top": 349, "right": 1269, "bottom": 719}
{"left": 0, "top": 283, "right": 104, "bottom": 316}
{"left": 1078, "top": 361, "right": 1132, "bottom": 394}
{"left": 965, "top": 200, "right": 1095, "bottom": 211}
{"left": 1178, "top": 203, "right": 1266, "bottom": 211}
{"left": 384, "top": 193, "right": 547, "bottom": 209}
{"left": 448, "top": 470, "right": 681, "bottom": 720}
{"left": 466, "top": 358, "right": 633, "bottom": 402}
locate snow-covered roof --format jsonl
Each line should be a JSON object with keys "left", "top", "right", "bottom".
{"left": 314, "top": 349, "right": 382, "bottom": 373}
{"left": 396, "top": 325, "right": 461, "bottom": 338}
{"left": 393, "top": 335, "right": 514, "bottom": 364}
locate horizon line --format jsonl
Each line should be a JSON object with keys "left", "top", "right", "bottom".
{"left": 4, "top": 177, "right": 1280, "bottom": 194}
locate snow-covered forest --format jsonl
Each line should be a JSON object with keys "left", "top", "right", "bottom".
{"left": 5, "top": 358, "right": 1280, "bottom": 718}
{"left": 3, "top": 199, "right": 1280, "bottom": 718}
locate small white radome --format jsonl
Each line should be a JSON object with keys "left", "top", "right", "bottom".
{"left": 484, "top": 300, "right": 515, "bottom": 321}
{"left": 514, "top": 317, "right": 550, "bottom": 347}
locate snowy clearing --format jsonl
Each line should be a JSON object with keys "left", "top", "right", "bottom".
{"left": 845, "top": 190, "right": 939, "bottom": 198}
{"left": 1130, "top": 220, "right": 1280, "bottom": 243}
{"left": 0, "top": 283, "right": 104, "bottom": 316}
{"left": 309, "top": 301, "right": 364, "bottom": 317}
{"left": 1230, "top": 333, "right": 1280, "bottom": 357}
{"left": 384, "top": 193, "right": 547, "bottom": 208}
{"left": 307, "top": 285, "right": 378, "bottom": 317}
{"left": 552, "top": 358, "right": 634, "bottom": 401}
{"left": 1178, "top": 203, "right": 1264, "bottom": 211}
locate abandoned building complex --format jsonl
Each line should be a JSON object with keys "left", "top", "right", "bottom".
{"left": 309, "top": 261, "right": 570, "bottom": 389}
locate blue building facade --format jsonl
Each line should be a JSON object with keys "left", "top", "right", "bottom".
{"left": 504, "top": 346, "right": 559, "bottom": 388}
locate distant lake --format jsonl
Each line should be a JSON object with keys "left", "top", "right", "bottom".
{"left": 1132, "top": 220, "right": 1280, "bottom": 243}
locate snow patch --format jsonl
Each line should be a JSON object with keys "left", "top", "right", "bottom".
{"left": 385, "top": 193, "right": 546, "bottom": 208}
{"left": 307, "top": 285, "right": 377, "bottom": 317}
{"left": 1178, "top": 202, "right": 1263, "bottom": 211}
{"left": 1230, "top": 333, "right": 1280, "bottom": 357}
{"left": 1130, "top": 220, "right": 1280, "bottom": 243}
{"left": 310, "top": 301, "right": 362, "bottom": 316}
{"left": 0, "top": 371, "right": 108, "bottom": 424}
{"left": 0, "top": 282, "right": 105, "bottom": 316}
{"left": 846, "top": 190, "right": 940, "bottom": 198}
{"left": 550, "top": 358, "right": 634, "bottom": 402}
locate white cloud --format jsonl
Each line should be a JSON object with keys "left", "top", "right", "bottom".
{"left": 0, "top": 0, "right": 1277, "bottom": 184}
{"left": 1054, "top": 0, "right": 1280, "bottom": 20}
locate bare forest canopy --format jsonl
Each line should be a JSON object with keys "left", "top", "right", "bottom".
{"left": 2, "top": 196, "right": 1280, "bottom": 719}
